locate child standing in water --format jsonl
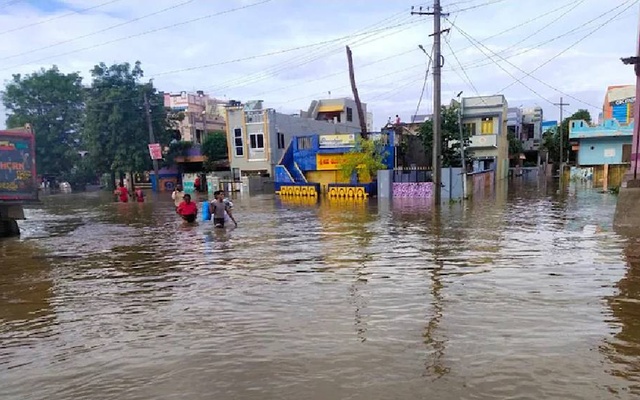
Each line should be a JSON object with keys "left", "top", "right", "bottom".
{"left": 211, "top": 190, "right": 237, "bottom": 228}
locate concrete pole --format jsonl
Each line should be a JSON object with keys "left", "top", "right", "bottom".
{"left": 432, "top": 0, "right": 442, "bottom": 206}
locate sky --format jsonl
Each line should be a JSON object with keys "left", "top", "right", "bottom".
{"left": 0, "top": 0, "right": 637, "bottom": 129}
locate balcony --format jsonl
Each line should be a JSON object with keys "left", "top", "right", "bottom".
{"left": 468, "top": 134, "right": 497, "bottom": 149}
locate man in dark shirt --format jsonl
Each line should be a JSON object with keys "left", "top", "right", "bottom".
{"left": 176, "top": 194, "right": 197, "bottom": 223}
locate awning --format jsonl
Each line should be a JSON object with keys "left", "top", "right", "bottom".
{"left": 317, "top": 104, "right": 344, "bottom": 113}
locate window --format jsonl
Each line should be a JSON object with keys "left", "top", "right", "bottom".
{"left": 464, "top": 123, "right": 476, "bottom": 136}
{"left": 297, "top": 137, "right": 313, "bottom": 150}
{"left": 249, "top": 132, "right": 264, "bottom": 150}
{"left": 481, "top": 117, "right": 493, "bottom": 134}
{"left": 277, "top": 132, "right": 286, "bottom": 149}
{"left": 346, "top": 107, "right": 353, "bottom": 122}
{"left": 234, "top": 128, "right": 244, "bottom": 157}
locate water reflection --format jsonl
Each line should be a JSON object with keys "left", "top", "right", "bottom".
{"left": 2, "top": 185, "right": 640, "bottom": 399}
{"left": 604, "top": 235, "right": 640, "bottom": 395}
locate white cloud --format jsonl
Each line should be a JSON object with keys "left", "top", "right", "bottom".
{"left": 0, "top": 0, "right": 637, "bottom": 129}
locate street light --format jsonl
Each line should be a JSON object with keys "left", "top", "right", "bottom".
{"left": 457, "top": 91, "right": 467, "bottom": 199}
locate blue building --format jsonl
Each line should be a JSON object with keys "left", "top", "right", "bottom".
{"left": 275, "top": 131, "right": 395, "bottom": 198}
{"left": 569, "top": 119, "right": 633, "bottom": 166}
{"left": 542, "top": 120, "right": 558, "bottom": 133}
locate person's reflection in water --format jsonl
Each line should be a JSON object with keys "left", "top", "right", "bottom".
{"left": 604, "top": 236, "right": 640, "bottom": 395}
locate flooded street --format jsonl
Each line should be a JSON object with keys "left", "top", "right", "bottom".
{"left": 2, "top": 180, "right": 640, "bottom": 399}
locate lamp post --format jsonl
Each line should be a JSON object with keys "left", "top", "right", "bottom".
{"left": 457, "top": 91, "right": 467, "bottom": 199}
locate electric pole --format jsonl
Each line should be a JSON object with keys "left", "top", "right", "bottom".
{"left": 553, "top": 97, "right": 570, "bottom": 184}
{"left": 412, "top": 1, "right": 448, "bottom": 206}
{"left": 144, "top": 88, "right": 160, "bottom": 190}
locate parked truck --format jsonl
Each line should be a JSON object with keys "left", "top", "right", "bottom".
{"left": 0, "top": 125, "right": 38, "bottom": 237}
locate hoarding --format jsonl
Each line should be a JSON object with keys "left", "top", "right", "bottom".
{"left": 317, "top": 154, "right": 347, "bottom": 170}
{"left": 148, "top": 143, "right": 163, "bottom": 160}
{"left": 0, "top": 128, "right": 37, "bottom": 201}
{"left": 319, "top": 134, "right": 356, "bottom": 148}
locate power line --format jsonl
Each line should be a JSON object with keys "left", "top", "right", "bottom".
{"left": 497, "top": 0, "right": 639, "bottom": 95}
{"left": 452, "top": 0, "right": 508, "bottom": 13}
{"left": 447, "top": 19, "right": 557, "bottom": 107}
{"left": 444, "top": 0, "right": 636, "bottom": 75}
{"left": 0, "top": 0, "right": 196, "bottom": 62}
{"left": 444, "top": 35, "right": 483, "bottom": 98}
{"left": 152, "top": 21, "right": 420, "bottom": 79}
{"left": 0, "top": 0, "right": 123, "bottom": 36}
{"left": 1, "top": 0, "right": 272, "bottom": 73}
{"left": 413, "top": 44, "right": 434, "bottom": 119}
{"left": 207, "top": 18, "right": 422, "bottom": 94}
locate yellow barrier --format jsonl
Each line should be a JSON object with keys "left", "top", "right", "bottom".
{"left": 277, "top": 185, "right": 318, "bottom": 197}
{"left": 327, "top": 186, "right": 368, "bottom": 198}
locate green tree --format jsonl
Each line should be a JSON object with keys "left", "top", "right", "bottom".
{"left": 508, "top": 131, "right": 524, "bottom": 157}
{"left": 542, "top": 109, "right": 591, "bottom": 164}
{"left": 201, "top": 131, "right": 228, "bottom": 171}
{"left": 339, "top": 138, "right": 386, "bottom": 183}
{"left": 418, "top": 103, "right": 473, "bottom": 168}
{"left": 1, "top": 66, "right": 84, "bottom": 177}
{"left": 83, "top": 61, "right": 168, "bottom": 186}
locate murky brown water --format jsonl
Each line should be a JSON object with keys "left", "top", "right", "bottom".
{"left": 1, "top": 179, "right": 640, "bottom": 399}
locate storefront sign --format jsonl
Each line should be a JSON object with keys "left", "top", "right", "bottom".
{"left": 148, "top": 143, "right": 163, "bottom": 160}
{"left": 317, "top": 154, "right": 347, "bottom": 170}
{"left": 610, "top": 97, "right": 635, "bottom": 106}
{"left": 319, "top": 134, "right": 356, "bottom": 148}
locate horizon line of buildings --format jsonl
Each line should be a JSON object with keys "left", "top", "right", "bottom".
{"left": 161, "top": 83, "right": 635, "bottom": 187}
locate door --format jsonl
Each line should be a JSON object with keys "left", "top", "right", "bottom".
{"left": 622, "top": 144, "right": 632, "bottom": 163}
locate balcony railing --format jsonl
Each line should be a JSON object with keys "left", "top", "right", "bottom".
{"left": 468, "top": 134, "right": 497, "bottom": 148}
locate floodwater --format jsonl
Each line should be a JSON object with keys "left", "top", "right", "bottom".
{"left": 1, "top": 179, "right": 640, "bottom": 399}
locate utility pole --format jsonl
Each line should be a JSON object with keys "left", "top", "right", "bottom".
{"left": 412, "top": 1, "right": 448, "bottom": 205}
{"left": 144, "top": 88, "right": 160, "bottom": 190}
{"left": 457, "top": 91, "right": 467, "bottom": 199}
{"left": 346, "top": 46, "right": 368, "bottom": 139}
{"left": 553, "top": 97, "right": 570, "bottom": 185}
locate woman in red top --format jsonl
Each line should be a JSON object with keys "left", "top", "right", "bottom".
{"left": 176, "top": 194, "right": 197, "bottom": 223}
{"left": 114, "top": 183, "right": 129, "bottom": 203}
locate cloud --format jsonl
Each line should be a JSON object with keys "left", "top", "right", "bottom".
{"left": 0, "top": 0, "right": 637, "bottom": 129}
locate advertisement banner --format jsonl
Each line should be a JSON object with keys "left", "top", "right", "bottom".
{"left": 148, "top": 143, "right": 163, "bottom": 160}
{"left": 319, "top": 134, "right": 356, "bottom": 148}
{"left": 0, "top": 130, "right": 36, "bottom": 201}
{"left": 317, "top": 154, "right": 347, "bottom": 170}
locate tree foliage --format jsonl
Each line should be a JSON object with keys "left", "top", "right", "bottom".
{"left": 1, "top": 66, "right": 84, "bottom": 177}
{"left": 418, "top": 103, "right": 473, "bottom": 168}
{"left": 83, "top": 61, "right": 168, "bottom": 178}
{"left": 542, "top": 109, "right": 591, "bottom": 164}
{"left": 339, "top": 138, "right": 387, "bottom": 183}
{"left": 508, "top": 131, "right": 524, "bottom": 156}
{"left": 201, "top": 131, "right": 228, "bottom": 171}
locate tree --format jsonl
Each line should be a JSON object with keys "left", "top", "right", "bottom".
{"left": 339, "top": 138, "right": 387, "bottom": 183}
{"left": 2, "top": 66, "right": 84, "bottom": 177}
{"left": 201, "top": 131, "right": 228, "bottom": 171}
{"left": 418, "top": 103, "right": 473, "bottom": 168}
{"left": 83, "top": 61, "right": 168, "bottom": 186}
{"left": 508, "top": 131, "right": 524, "bottom": 157}
{"left": 542, "top": 109, "right": 591, "bottom": 164}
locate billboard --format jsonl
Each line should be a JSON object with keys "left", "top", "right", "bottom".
{"left": 317, "top": 154, "right": 348, "bottom": 170}
{"left": 0, "top": 128, "right": 37, "bottom": 201}
{"left": 319, "top": 134, "right": 356, "bottom": 148}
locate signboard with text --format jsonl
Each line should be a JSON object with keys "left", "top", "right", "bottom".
{"left": 317, "top": 154, "right": 347, "bottom": 170}
{"left": 319, "top": 134, "right": 356, "bottom": 148}
{"left": 148, "top": 143, "right": 163, "bottom": 160}
{"left": 0, "top": 128, "right": 37, "bottom": 201}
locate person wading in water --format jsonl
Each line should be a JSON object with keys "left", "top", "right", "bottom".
{"left": 176, "top": 194, "right": 198, "bottom": 223}
{"left": 211, "top": 190, "right": 237, "bottom": 228}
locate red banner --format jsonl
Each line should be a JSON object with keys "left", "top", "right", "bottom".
{"left": 148, "top": 143, "right": 162, "bottom": 160}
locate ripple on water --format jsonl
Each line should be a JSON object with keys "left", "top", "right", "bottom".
{"left": 1, "top": 185, "right": 639, "bottom": 399}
